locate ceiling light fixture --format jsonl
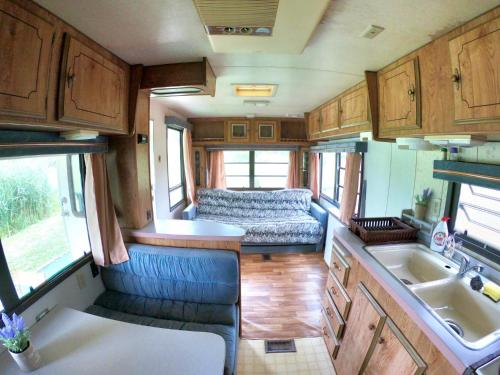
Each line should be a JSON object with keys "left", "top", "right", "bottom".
{"left": 233, "top": 84, "right": 278, "bottom": 97}
{"left": 244, "top": 100, "right": 270, "bottom": 107}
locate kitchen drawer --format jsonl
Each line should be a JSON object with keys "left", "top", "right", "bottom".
{"left": 321, "top": 308, "right": 340, "bottom": 361}
{"left": 326, "top": 271, "right": 352, "bottom": 320}
{"left": 331, "top": 242, "right": 351, "bottom": 286}
{"left": 322, "top": 290, "right": 345, "bottom": 339}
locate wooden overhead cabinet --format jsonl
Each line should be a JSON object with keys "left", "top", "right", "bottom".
{"left": 448, "top": 16, "right": 500, "bottom": 127}
{"left": 378, "top": 58, "right": 421, "bottom": 133}
{"left": 340, "top": 84, "right": 369, "bottom": 128}
{"left": 58, "top": 34, "right": 128, "bottom": 131}
{"left": 254, "top": 120, "right": 278, "bottom": 143}
{"left": 308, "top": 111, "right": 321, "bottom": 139}
{"left": 321, "top": 100, "right": 340, "bottom": 133}
{"left": 0, "top": 0, "right": 54, "bottom": 119}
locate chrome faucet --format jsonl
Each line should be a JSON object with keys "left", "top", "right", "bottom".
{"left": 456, "top": 252, "right": 484, "bottom": 278}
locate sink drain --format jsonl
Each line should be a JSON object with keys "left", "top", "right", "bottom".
{"left": 444, "top": 319, "right": 464, "bottom": 337}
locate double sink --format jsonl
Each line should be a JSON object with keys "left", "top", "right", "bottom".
{"left": 364, "top": 243, "right": 499, "bottom": 350}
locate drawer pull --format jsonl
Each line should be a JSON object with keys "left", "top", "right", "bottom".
{"left": 368, "top": 323, "right": 376, "bottom": 331}
{"left": 326, "top": 307, "right": 333, "bottom": 317}
{"left": 333, "top": 261, "right": 341, "bottom": 271}
{"left": 323, "top": 327, "right": 329, "bottom": 337}
{"left": 378, "top": 337, "right": 385, "bottom": 344}
{"left": 330, "top": 286, "right": 338, "bottom": 296}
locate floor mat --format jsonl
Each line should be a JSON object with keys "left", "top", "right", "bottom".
{"left": 241, "top": 252, "right": 328, "bottom": 339}
{"left": 237, "top": 338, "right": 334, "bottom": 375}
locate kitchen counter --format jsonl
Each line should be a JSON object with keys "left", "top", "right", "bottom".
{"left": 334, "top": 226, "right": 499, "bottom": 374}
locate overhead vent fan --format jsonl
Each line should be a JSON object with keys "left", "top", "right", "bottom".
{"left": 193, "top": 0, "right": 279, "bottom": 36}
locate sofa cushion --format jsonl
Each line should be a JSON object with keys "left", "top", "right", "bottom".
{"left": 101, "top": 244, "right": 239, "bottom": 305}
{"left": 93, "top": 290, "right": 237, "bottom": 325}
{"left": 196, "top": 188, "right": 313, "bottom": 218}
{"left": 86, "top": 305, "right": 238, "bottom": 375}
{"left": 195, "top": 212, "right": 323, "bottom": 244}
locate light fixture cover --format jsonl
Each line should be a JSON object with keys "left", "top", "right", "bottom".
{"left": 233, "top": 84, "right": 278, "bottom": 97}
{"left": 151, "top": 87, "right": 203, "bottom": 96}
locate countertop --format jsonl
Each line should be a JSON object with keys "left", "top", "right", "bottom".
{"left": 334, "top": 226, "right": 499, "bottom": 374}
{"left": 0, "top": 307, "right": 225, "bottom": 375}
{"left": 122, "top": 219, "right": 246, "bottom": 242}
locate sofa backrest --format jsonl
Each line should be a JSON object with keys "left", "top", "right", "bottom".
{"left": 196, "top": 188, "right": 313, "bottom": 218}
{"left": 100, "top": 244, "right": 239, "bottom": 305}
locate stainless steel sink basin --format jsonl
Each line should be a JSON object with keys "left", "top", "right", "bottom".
{"left": 365, "top": 243, "right": 457, "bottom": 285}
{"left": 412, "top": 279, "right": 500, "bottom": 349}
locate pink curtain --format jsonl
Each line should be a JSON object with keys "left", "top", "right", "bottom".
{"left": 309, "top": 152, "right": 320, "bottom": 200}
{"left": 339, "top": 153, "right": 362, "bottom": 225}
{"left": 84, "top": 154, "right": 129, "bottom": 266}
{"left": 207, "top": 150, "right": 226, "bottom": 189}
{"left": 183, "top": 129, "right": 196, "bottom": 204}
{"left": 286, "top": 151, "right": 300, "bottom": 189}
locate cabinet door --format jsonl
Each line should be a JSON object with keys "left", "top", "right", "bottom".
{"left": 379, "top": 58, "right": 421, "bottom": 131}
{"left": 340, "top": 85, "right": 369, "bottom": 128}
{"left": 364, "top": 318, "right": 427, "bottom": 375}
{"left": 0, "top": 0, "right": 54, "bottom": 119}
{"left": 254, "top": 120, "right": 278, "bottom": 143}
{"left": 309, "top": 110, "right": 321, "bottom": 137}
{"left": 226, "top": 120, "right": 250, "bottom": 143}
{"left": 449, "top": 16, "right": 500, "bottom": 125}
{"left": 333, "top": 283, "right": 386, "bottom": 375}
{"left": 58, "top": 34, "right": 127, "bottom": 131}
{"left": 321, "top": 101, "right": 339, "bottom": 132}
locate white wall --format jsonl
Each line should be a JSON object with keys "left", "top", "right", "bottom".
{"left": 149, "top": 99, "right": 188, "bottom": 220}
{"left": 364, "top": 141, "right": 500, "bottom": 222}
{"left": 0, "top": 263, "right": 104, "bottom": 354}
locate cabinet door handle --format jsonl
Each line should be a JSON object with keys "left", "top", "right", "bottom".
{"left": 407, "top": 84, "right": 415, "bottom": 101}
{"left": 323, "top": 327, "right": 329, "bottom": 337}
{"left": 330, "top": 286, "right": 338, "bottom": 296}
{"left": 326, "top": 307, "right": 333, "bottom": 317}
{"left": 451, "top": 68, "right": 461, "bottom": 91}
{"left": 333, "top": 261, "right": 341, "bottom": 271}
{"left": 378, "top": 337, "right": 385, "bottom": 344}
{"left": 368, "top": 323, "right": 376, "bottom": 331}
{"left": 67, "top": 70, "right": 75, "bottom": 88}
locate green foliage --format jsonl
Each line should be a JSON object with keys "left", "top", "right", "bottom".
{"left": 0, "top": 330, "right": 30, "bottom": 353}
{"left": 0, "top": 169, "right": 58, "bottom": 238}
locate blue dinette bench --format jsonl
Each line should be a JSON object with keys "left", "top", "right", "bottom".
{"left": 86, "top": 243, "right": 240, "bottom": 375}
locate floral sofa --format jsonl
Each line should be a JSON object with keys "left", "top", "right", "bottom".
{"left": 183, "top": 189, "right": 327, "bottom": 252}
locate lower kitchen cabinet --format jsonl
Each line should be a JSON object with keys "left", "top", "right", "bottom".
{"left": 364, "top": 318, "right": 426, "bottom": 375}
{"left": 321, "top": 245, "right": 457, "bottom": 375}
{"left": 333, "top": 283, "right": 387, "bottom": 374}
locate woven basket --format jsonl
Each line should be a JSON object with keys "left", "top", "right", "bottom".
{"left": 350, "top": 217, "right": 418, "bottom": 244}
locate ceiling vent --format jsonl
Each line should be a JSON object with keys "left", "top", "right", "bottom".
{"left": 361, "top": 25, "right": 385, "bottom": 39}
{"left": 193, "top": 0, "right": 279, "bottom": 36}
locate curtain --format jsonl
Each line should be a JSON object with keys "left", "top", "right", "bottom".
{"left": 309, "top": 152, "right": 320, "bottom": 200}
{"left": 183, "top": 129, "right": 196, "bottom": 204}
{"left": 339, "top": 153, "right": 362, "bottom": 225}
{"left": 207, "top": 150, "right": 226, "bottom": 189}
{"left": 84, "top": 154, "right": 129, "bottom": 266}
{"left": 286, "top": 151, "right": 300, "bottom": 189}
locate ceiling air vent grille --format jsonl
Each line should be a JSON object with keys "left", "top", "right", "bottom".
{"left": 193, "top": 0, "right": 279, "bottom": 36}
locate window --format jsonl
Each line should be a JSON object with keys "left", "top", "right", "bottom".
{"left": 223, "top": 150, "right": 289, "bottom": 189}
{"left": 448, "top": 183, "right": 500, "bottom": 264}
{"left": 320, "top": 152, "right": 363, "bottom": 213}
{"left": 167, "top": 127, "right": 185, "bottom": 209}
{"left": 0, "top": 154, "right": 91, "bottom": 303}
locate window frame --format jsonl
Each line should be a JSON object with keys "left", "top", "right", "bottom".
{"left": 0, "top": 154, "right": 93, "bottom": 316}
{"left": 223, "top": 150, "right": 289, "bottom": 190}
{"left": 166, "top": 126, "right": 186, "bottom": 211}
{"left": 445, "top": 182, "right": 500, "bottom": 264}
{"left": 319, "top": 152, "right": 364, "bottom": 215}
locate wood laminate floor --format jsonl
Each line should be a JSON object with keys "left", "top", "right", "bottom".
{"left": 240, "top": 253, "right": 328, "bottom": 339}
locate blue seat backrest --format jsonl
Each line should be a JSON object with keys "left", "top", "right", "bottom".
{"left": 100, "top": 243, "right": 239, "bottom": 305}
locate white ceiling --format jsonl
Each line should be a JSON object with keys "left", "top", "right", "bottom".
{"left": 35, "top": 0, "right": 499, "bottom": 118}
